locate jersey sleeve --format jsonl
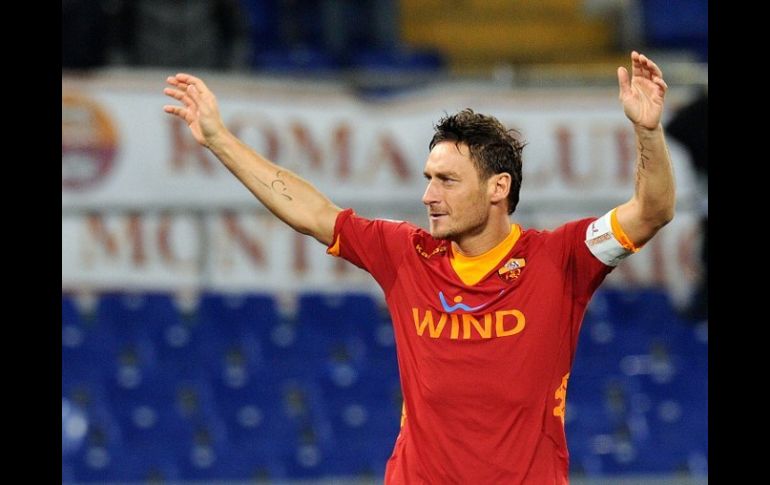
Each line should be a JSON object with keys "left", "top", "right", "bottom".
{"left": 584, "top": 208, "right": 642, "bottom": 267}
{"left": 546, "top": 208, "right": 638, "bottom": 302}
{"left": 547, "top": 217, "right": 614, "bottom": 302}
{"left": 326, "top": 208, "right": 415, "bottom": 293}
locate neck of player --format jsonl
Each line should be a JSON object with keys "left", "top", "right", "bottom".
{"left": 451, "top": 213, "right": 513, "bottom": 257}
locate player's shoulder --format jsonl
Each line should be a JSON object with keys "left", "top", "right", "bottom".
{"left": 517, "top": 217, "right": 597, "bottom": 249}
{"left": 346, "top": 211, "right": 418, "bottom": 234}
{"left": 368, "top": 217, "right": 432, "bottom": 250}
{"left": 408, "top": 226, "right": 449, "bottom": 261}
{"left": 517, "top": 225, "right": 551, "bottom": 243}
{"left": 522, "top": 217, "right": 596, "bottom": 237}
{"left": 371, "top": 217, "right": 422, "bottom": 235}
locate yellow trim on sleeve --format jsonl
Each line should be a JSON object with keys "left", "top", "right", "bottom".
{"left": 610, "top": 208, "right": 641, "bottom": 252}
{"left": 326, "top": 234, "right": 341, "bottom": 257}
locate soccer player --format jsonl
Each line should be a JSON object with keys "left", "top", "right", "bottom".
{"left": 163, "top": 51, "right": 675, "bottom": 484}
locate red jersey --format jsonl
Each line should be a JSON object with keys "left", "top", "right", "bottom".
{"left": 327, "top": 208, "right": 614, "bottom": 484}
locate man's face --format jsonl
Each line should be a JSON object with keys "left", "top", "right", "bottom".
{"left": 422, "top": 141, "right": 490, "bottom": 241}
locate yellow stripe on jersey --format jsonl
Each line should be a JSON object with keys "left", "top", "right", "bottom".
{"left": 450, "top": 225, "right": 521, "bottom": 286}
{"left": 610, "top": 208, "right": 642, "bottom": 252}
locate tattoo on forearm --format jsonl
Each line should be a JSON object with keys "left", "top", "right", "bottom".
{"left": 271, "top": 170, "right": 293, "bottom": 201}
{"left": 638, "top": 141, "right": 650, "bottom": 169}
{"left": 250, "top": 169, "right": 293, "bottom": 201}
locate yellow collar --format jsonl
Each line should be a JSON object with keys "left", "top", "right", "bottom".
{"left": 449, "top": 225, "right": 521, "bottom": 286}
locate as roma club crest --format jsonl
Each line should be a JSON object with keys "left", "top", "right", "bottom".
{"left": 498, "top": 258, "right": 526, "bottom": 283}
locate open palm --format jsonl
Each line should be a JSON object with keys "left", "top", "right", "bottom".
{"left": 618, "top": 51, "right": 668, "bottom": 130}
{"left": 163, "top": 73, "right": 226, "bottom": 147}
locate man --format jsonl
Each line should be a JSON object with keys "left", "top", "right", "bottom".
{"left": 163, "top": 51, "right": 675, "bottom": 484}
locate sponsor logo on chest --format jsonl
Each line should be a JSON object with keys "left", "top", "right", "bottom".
{"left": 411, "top": 290, "right": 525, "bottom": 340}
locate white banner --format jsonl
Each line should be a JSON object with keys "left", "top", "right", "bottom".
{"left": 62, "top": 208, "right": 704, "bottom": 309}
{"left": 62, "top": 72, "right": 697, "bottom": 209}
{"left": 62, "top": 72, "right": 705, "bottom": 308}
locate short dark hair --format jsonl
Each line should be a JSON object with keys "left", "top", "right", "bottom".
{"left": 429, "top": 109, "right": 525, "bottom": 215}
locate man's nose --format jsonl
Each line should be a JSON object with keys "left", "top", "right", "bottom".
{"left": 422, "top": 181, "right": 439, "bottom": 206}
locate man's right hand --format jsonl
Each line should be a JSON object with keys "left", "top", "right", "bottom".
{"left": 163, "top": 73, "right": 227, "bottom": 148}
{"left": 161, "top": 72, "right": 341, "bottom": 247}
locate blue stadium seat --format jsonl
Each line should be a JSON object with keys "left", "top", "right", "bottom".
{"left": 240, "top": 0, "right": 281, "bottom": 50}
{"left": 642, "top": 0, "right": 708, "bottom": 60}
{"left": 210, "top": 370, "right": 287, "bottom": 447}
{"left": 172, "top": 418, "right": 232, "bottom": 481}
{"left": 292, "top": 293, "right": 386, "bottom": 370}
{"left": 63, "top": 295, "right": 120, "bottom": 386}
{"left": 182, "top": 440, "right": 289, "bottom": 481}
{"left": 68, "top": 414, "right": 125, "bottom": 483}
{"left": 630, "top": 436, "right": 693, "bottom": 474}
{"left": 253, "top": 47, "right": 340, "bottom": 73}
{"left": 215, "top": 443, "right": 289, "bottom": 481}
{"left": 105, "top": 370, "right": 220, "bottom": 449}
{"left": 320, "top": 362, "right": 401, "bottom": 475}
{"left": 325, "top": 438, "right": 390, "bottom": 479}
{"left": 282, "top": 440, "right": 331, "bottom": 480}
{"left": 195, "top": 324, "right": 265, "bottom": 377}
{"left": 198, "top": 292, "right": 278, "bottom": 328}
{"left": 680, "top": 322, "right": 709, "bottom": 370}
{"left": 62, "top": 460, "right": 75, "bottom": 484}
{"left": 62, "top": 294, "right": 83, "bottom": 327}
{"left": 326, "top": 399, "right": 399, "bottom": 470}
{"left": 116, "top": 442, "right": 183, "bottom": 482}
{"left": 71, "top": 448, "right": 124, "bottom": 483}
{"left": 108, "top": 393, "right": 192, "bottom": 449}
{"left": 62, "top": 286, "right": 706, "bottom": 480}
{"left": 62, "top": 377, "right": 112, "bottom": 422}
{"left": 261, "top": 320, "right": 335, "bottom": 380}
{"left": 154, "top": 316, "right": 215, "bottom": 377}
{"left": 602, "top": 288, "right": 669, "bottom": 325}
{"left": 351, "top": 47, "right": 444, "bottom": 73}
{"left": 62, "top": 341, "right": 114, "bottom": 389}
{"left": 565, "top": 399, "right": 616, "bottom": 459}
{"left": 96, "top": 292, "right": 181, "bottom": 341}
{"left": 298, "top": 293, "right": 379, "bottom": 330}
{"left": 320, "top": 362, "right": 400, "bottom": 408}
{"left": 193, "top": 293, "right": 275, "bottom": 369}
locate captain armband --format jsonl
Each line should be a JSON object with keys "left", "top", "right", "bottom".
{"left": 584, "top": 209, "right": 640, "bottom": 267}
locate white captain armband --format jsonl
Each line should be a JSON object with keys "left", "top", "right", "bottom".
{"left": 584, "top": 209, "right": 639, "bottom": 267}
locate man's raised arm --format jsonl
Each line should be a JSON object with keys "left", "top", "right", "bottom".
{"left": 163, "top": 73, "right": 341, "bottom": 246}
{"left": 614, "top": 51, "right": 676, "bottom": 247}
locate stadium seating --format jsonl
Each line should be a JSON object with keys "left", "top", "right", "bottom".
{"left": 641, "top": 0, "right": 708, "bottom": 61}
{"left": 62, "top": 287, "right": 707, "bottom": 481}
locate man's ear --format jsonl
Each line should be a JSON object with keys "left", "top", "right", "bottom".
{"left": 489, "top": 173, "right": 511, "bottom": 204}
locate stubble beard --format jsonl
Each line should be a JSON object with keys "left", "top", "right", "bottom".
{"left": 428, "top": 214, "right": 455, "bottom": 240}
{"left": 431, "top": 227, "right": 452, "bottom": 240}
{"left": 429, "top": 210, "right": 487, "bottom": 242}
